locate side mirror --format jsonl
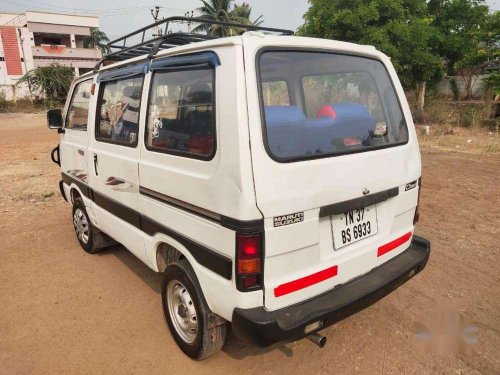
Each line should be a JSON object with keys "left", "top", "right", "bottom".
{"left": 47, "top": 109, "right": 63, "bottom": 130}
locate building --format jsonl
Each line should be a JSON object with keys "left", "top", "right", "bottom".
{"left": 0, "top": 11, "right": 102, "bottom": 99}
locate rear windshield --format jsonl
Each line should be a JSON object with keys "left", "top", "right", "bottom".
{"left": 258, "top": 51, "right": 408, "bottom": 161}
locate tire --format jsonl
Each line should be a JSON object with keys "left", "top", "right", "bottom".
{"left": 72, "top": 197, "right": 112, "bottom": 254}
{"left": 162, "top": 259, "right": 226, "bottom": 360}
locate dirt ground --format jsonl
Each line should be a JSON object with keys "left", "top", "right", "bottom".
{"left": 0, "top": 113, "right": 499, "bottom": 375}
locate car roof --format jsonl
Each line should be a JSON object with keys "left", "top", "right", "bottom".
{"left": 77, "top": 34, "right": 383, "bottom": 82}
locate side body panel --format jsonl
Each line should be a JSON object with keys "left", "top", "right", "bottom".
{"left": 139, "top": 45, "right": 263, "bottom": 321}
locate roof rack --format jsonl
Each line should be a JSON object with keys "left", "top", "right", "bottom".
{"left": 94, "top": 16, "right": 294, "bottom": 72}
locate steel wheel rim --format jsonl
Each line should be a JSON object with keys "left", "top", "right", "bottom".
{"left": 73, "top": 208, "right": 90, "bottom": 244}
{"left": 166, "top": 280, "right": 198, "bottom": 343}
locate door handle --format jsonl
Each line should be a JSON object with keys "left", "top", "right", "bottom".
{"left": 93, "top": 154, "right": 98, "bottom": 176}
{"left": 78, "top": 149, "right": 84, "bottom": 156}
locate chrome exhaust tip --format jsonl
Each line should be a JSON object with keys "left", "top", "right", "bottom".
{"left": 307, "top": 332, "right": 327, "bottom": 348}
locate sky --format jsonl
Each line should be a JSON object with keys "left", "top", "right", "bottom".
{"left": 0, "top": 0, "right": 309, "bottom": 39}
{"left": 0, "top": 0, "right": 499, "bottom": 41}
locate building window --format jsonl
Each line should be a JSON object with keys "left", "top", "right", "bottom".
{"left": 96, "top": 75, "right": 144, "bottom": 146}
{"left": 146, "top": 67, "right": 215, "bottom": 159}
{"left": 42, "top": 37, "right": 62, "bottom": 45}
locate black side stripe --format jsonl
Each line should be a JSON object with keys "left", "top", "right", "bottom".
{"left": 140, "top": 186, "right": 264, "bottom": 233}
{"left": 61, "top": 173, "right": 232, "bottom": 279}
{"left": 319, "top": 187, "right": 399, "bottom": 217}
{"left": 140, "top": 186, "right": 221, "bottom": 222}
{"left": 62, "top": 173, "right": 91, "bottom": 199}
{"left": 93, "top": 190, "right": 142, "bottom": 229}
{"left": 219, "top": 216, "right": 264, "bottom": 233}
{"left": 142, "top": 216, "right": 232, "bottom": 279}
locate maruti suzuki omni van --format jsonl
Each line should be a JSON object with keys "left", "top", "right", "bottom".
{"left": 47, "top": 17, "right": 430, "bottom": 360}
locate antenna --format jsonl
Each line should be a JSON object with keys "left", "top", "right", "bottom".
{"left": 184, "top": 11, "right": 194, "bottom": 32}
{"left": 151, "top": 6, "right": 162, "bottom": 37}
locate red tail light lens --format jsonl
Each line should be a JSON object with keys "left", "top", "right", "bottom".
{"left": 236, "top": 233, "right": 263, "bottom": 291}
{"left": 414, "top": 178, "right": 421, "bottom": 225}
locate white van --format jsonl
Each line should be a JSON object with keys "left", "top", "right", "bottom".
{"left": 48, "top": 17, "right": 430, "bottom": 359}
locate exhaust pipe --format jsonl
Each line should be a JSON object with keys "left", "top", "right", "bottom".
{"left": 307, "top": 332, "right": 327, "bottom": 348}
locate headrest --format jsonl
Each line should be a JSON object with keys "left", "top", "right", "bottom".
{"left": 264, "top": 106, "right": 306, "bottom": 127}
{"left": 186, "top": 83, "right": 212, "bottom": 104}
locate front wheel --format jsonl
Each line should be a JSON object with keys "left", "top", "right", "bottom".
{"left": 72, "top": 198, "right": 96, "bottom": 253}
{"left": 72, "top": 198, "right": 115, "bottom": 253}
{"left": 162, "top": 259, "right": 226, "bottom": 360}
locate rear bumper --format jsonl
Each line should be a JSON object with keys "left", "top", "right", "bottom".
{"left": 231, "top": 235, "right": 430, "bottom": 347}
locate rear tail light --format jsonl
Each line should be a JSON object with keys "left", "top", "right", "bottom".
{"left": 414, "top": 178, "right": 422, "bottom": 225}
{"left": 236, "top": 232, "right": 263, "bottom": 291}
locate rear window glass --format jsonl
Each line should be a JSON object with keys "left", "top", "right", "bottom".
{"left": 259, "top": 51, "right": 408, "bottom": 161}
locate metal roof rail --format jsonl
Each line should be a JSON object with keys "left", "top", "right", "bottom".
{"left": 93, "top": 16, "right": 294, "bottom": 72}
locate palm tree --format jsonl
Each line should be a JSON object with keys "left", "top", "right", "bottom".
{"left": 85, "top": 28, "right": 110, "bottom": 55}
{"left": 193, "top": 0, "right": 264, "bottom": 37}
{"left": 230, "top": 2, "right": 263, "bottom": 26}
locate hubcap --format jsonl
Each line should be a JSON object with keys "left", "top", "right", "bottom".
{"left": 73, "top": 208, "right": 90, "bottom": 244}
{"left": 166, "top": 280, "right": 198, "bottom": 343}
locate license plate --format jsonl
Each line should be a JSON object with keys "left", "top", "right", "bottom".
{"left": 332, "top": 205, "right": 378, "bottom": 249}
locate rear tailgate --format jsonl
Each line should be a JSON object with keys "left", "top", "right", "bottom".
{"left": 243, "top": 37, "right": 421, "bottom": 311}
{"left": 259, "top": 151, "right": 420, "bottom": 310}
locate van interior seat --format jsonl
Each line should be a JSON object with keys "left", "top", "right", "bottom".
{"left": 316, "top": 103, "right": 372, "bottom": 121}
{"left": 314, "top": 102, "right": 377, "bottom": 138}
{"left": 184, "top": 83, "right": 214, "bottom": 155}
{"left": 264, "top": 105, "right": 306, "bottom": 127}
{"left": 263, "top": 104, "right": 380, "bottom": 158}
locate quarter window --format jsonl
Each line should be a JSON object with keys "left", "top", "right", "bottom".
{"left": 146, "top": 68, "right": 215, "bottom": 158}
{"left": 96, "top": 76, "right": 144, "bottom": 146}
{"left": 66, "top": 80, "right": 92, "bottom": 131}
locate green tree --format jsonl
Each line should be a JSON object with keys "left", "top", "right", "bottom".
{"left": 428, "top": 0, "right": 496, "bottom": 99}
{"left": 298, "top": 0, "right": 444, "bottom": 113}
{"left": 85, "top": 28, "right": 110, "bottom": 55}
{"left": 194, "top": 0, "right": 264, "bottom": 36}
{"left": 482, "top": 71, "right": 500, "bottom": 120}
{"left": 16, "top": 64, "right": 74, "bottom": 107}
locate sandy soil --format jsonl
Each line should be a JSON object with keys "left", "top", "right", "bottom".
{"left": 0, "top": 113, "right": 499, "bottom": 374}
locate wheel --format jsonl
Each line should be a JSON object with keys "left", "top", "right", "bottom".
{"left": 162, "top": 259, "right": 226, "bottom": 360}
{"left": 72, "top": 197, "right": 113, "bottom": 254}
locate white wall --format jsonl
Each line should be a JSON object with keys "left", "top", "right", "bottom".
{"left": 0, "top": 13, "right": 21, "bottom": 25}
{"left": 437, "top": 76, "right": 487, "bottom": 99}
{"left": 25, "top": 11, "right": 98, "bottom": 28}
{"left": 0, "top": 84, "right": 31, "bottom": 101}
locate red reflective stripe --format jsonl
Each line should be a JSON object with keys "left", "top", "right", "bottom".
{"left": 274, "top": 265, "right": 338, "bottom": 297}
{"left": 377, "top": 231, "right": 412, "bottom": 257}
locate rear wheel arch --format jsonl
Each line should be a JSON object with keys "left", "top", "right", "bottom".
{"left": 156, "top": 242, "right": 185, "bottom": 272}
